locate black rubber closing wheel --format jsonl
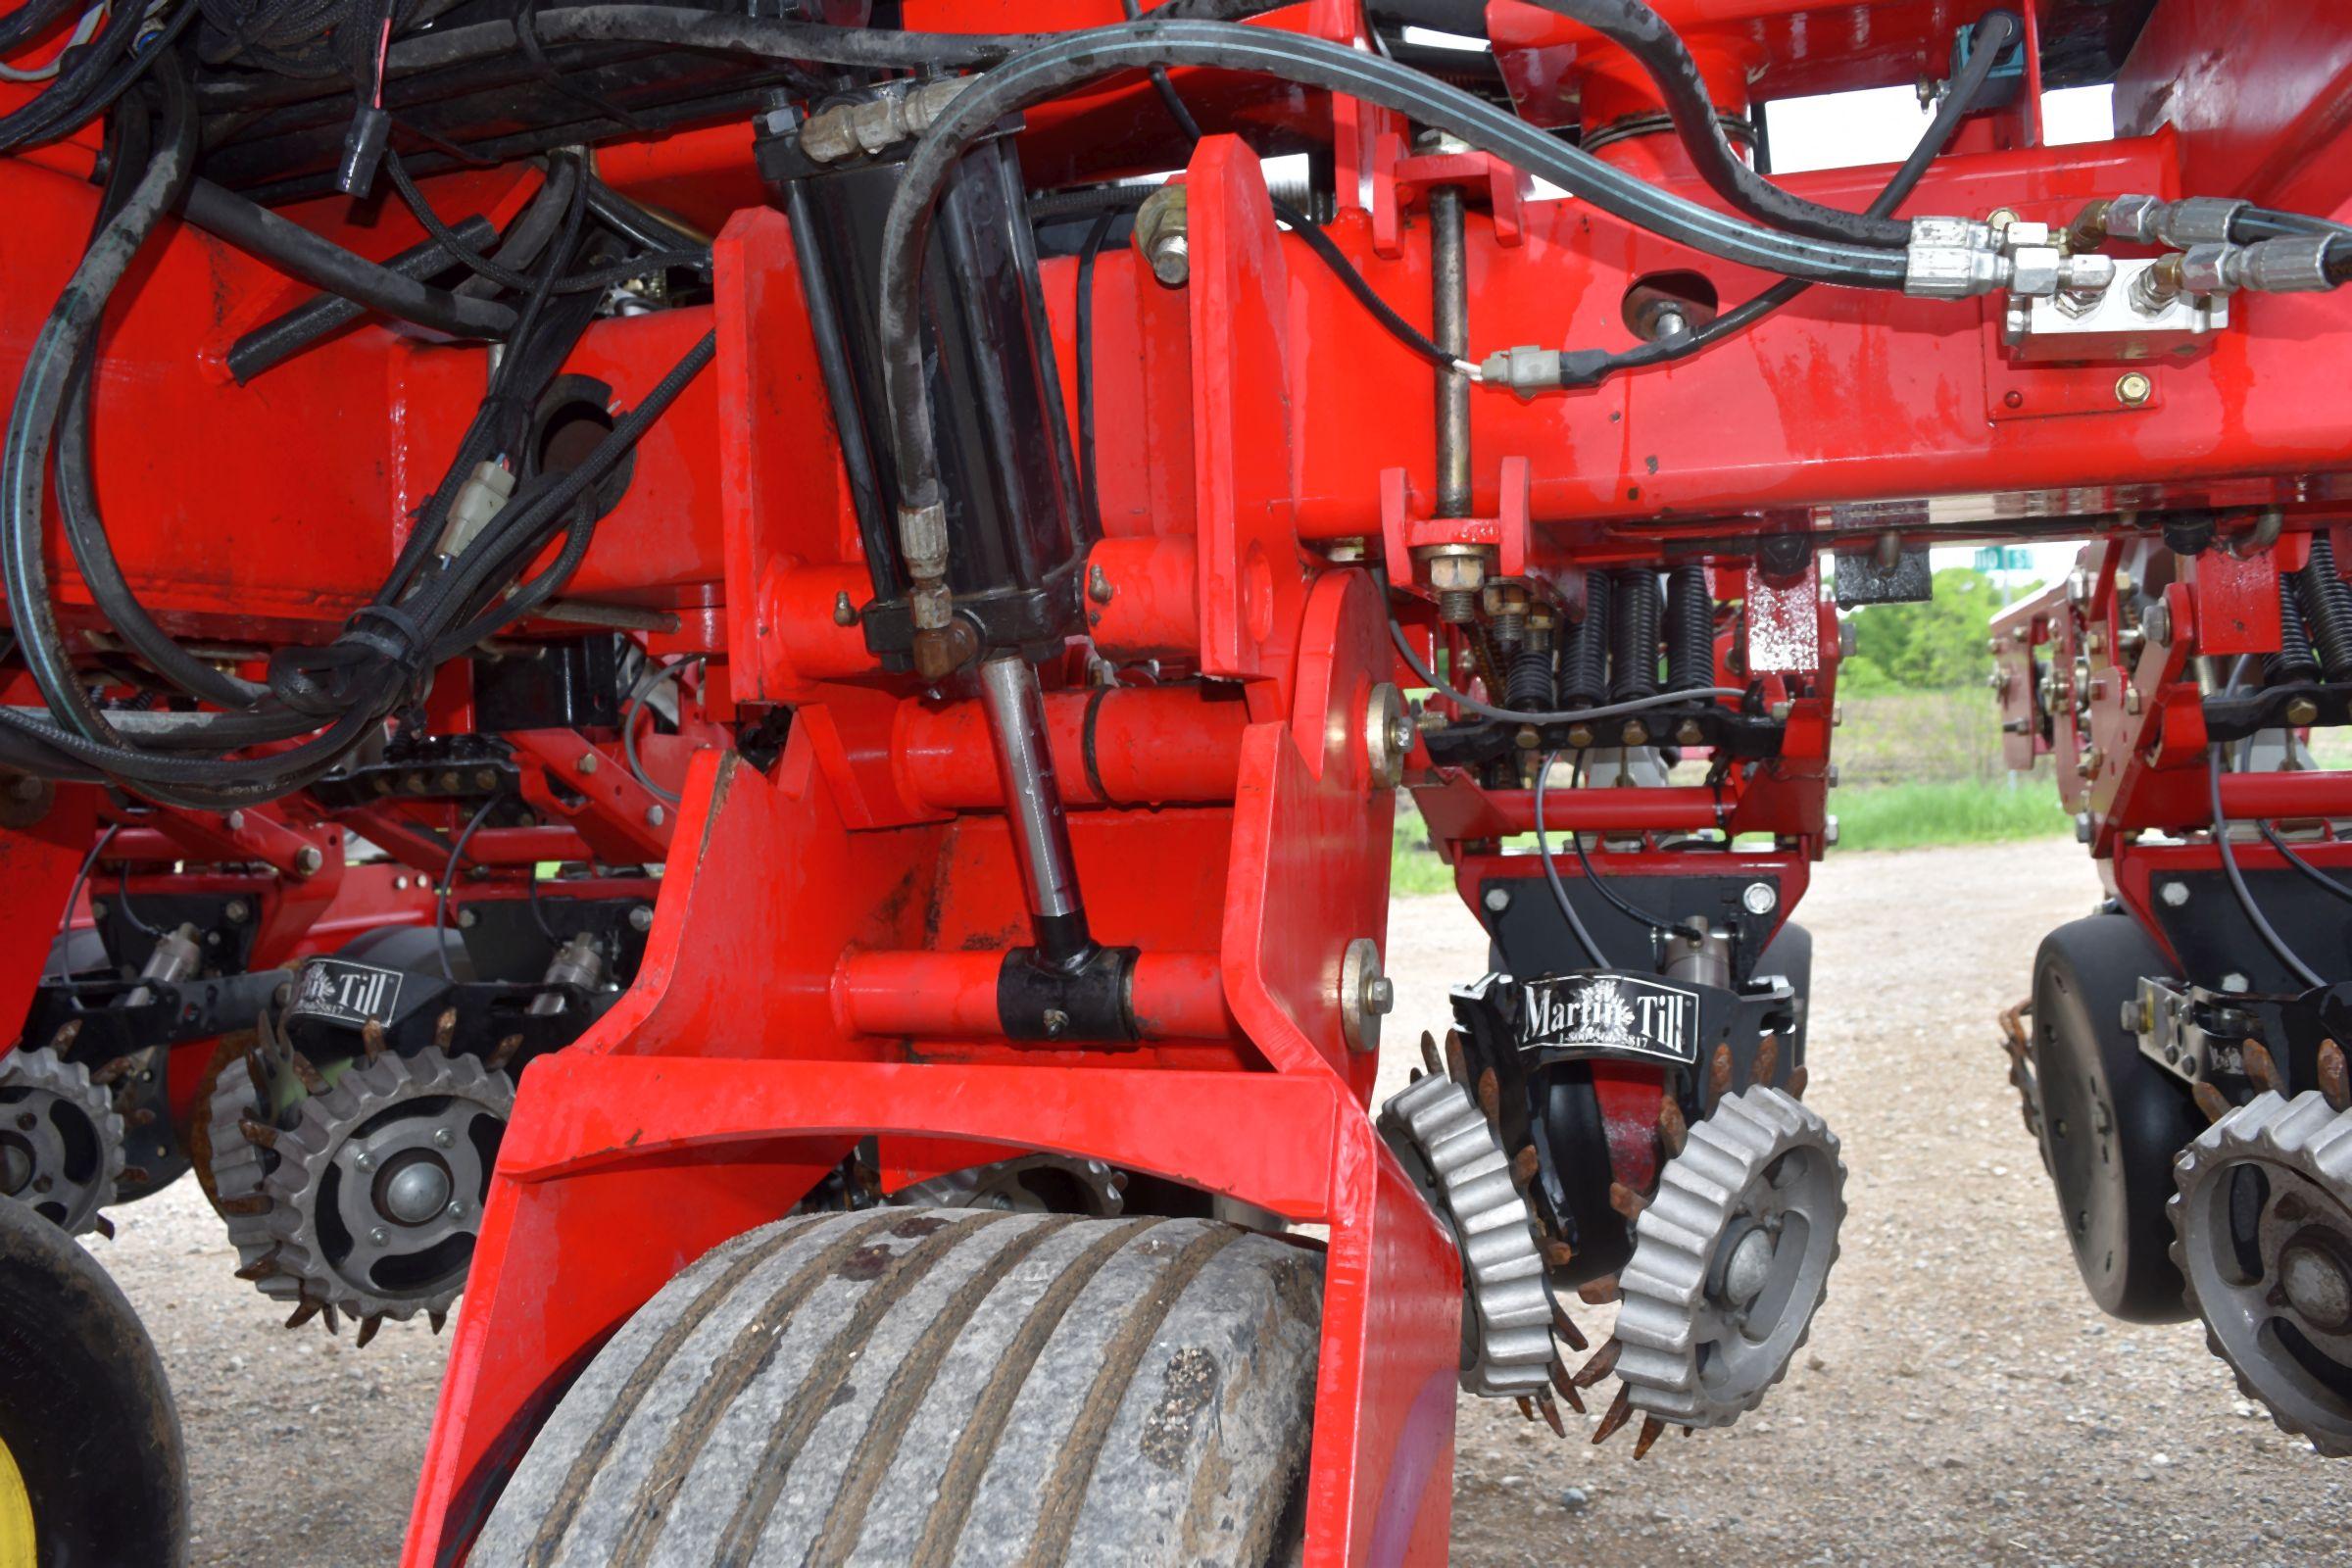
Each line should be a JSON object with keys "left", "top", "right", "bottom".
{"left": 472, "top": 1209, "right": 1322, "bottom": 1568}
{"left": 0, "top": 1196, "right": 187, "bottom": 1565}
{"left": 2031, "top": 913, "right": 2206, "bottom": 1323}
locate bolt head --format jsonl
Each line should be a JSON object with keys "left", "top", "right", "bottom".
{"left": 369, "top": 1226, "right": 390, "bottom": 1248}
{"left": 1364, "top": 976, "right": 1395, "bottom": 1015}
{"left": 646, "top": 804, "right": 666, "bottom": 828}
{"left": 629, "top": 905, "right": 655, "bottom": 933}
{"left": 353, "top": 1152, "right": 374, "bottom": 1172}
{"left": 1740, "top": 882, "right": 1777, "bottom": 915}
{"left": 446, "top": 1200, "right": 466, "bottom": 1219}
{"left": 2286, "top": 696, "right": 2321, "bottom": 726}
{"left": 432, "top": 1127, "right": 455, "bottom": 1149}
{"left": 294, "top": 845, "right": 324, "bottom": 876}
{"left": 575, "top": 752, "right": 599, "bottom": 774}
{"left": 2115, "top": 370, "right": 2154, "bottom": 408}
{"left": 2160, "top": 880, "right": 2190, "bottom": 907}
{"left": 1483, "top": 886, "right": 1512, "bottom": 913}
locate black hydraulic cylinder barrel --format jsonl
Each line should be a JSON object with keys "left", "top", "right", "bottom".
{"left": 2296, "top": 533, "right": 2352, "bottom": 682}
{"left": 1610, "top": 570, "right": 1662, "bottom": 702}
{"left": 1664, "top": 564, "right": 1715, "bottom": 691}
{"left": 762, "top": 111, "right": 1088, "bottom": 666}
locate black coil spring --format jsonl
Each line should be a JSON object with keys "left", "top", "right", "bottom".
{"left": 1562, "top": 572, "right": 1613, "bottom": 707}
{"left": 2267, "top": 574, "right": 2322, "bottom": 685}
{"left": 1610, "top": 570, "right": 1662, "bottom": 702}
{"left": 2297, "top": 533, "right": 2352, "bottom": 682}
{"left": 1664, "top": 564, "right": 1715, "bottom": 692}
{"left": 1505, "top": 647, "right": 1557, "bottom": 710}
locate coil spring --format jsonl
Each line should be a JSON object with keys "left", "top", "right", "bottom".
{"left": 1562, "top": 572, "right": 1613, "bottom": 707}
{"left": 1505, "top": 647, "right": 1557, "bottom": 710}
{"left": 1610, "top": 570, "right": 1662, "bottom": 702}
{"left": 1664, "top": 564, "right": 1715, "bottom": 692}
{"left": 2296, "top": 533, "right": 2352, "bottom": 682}
{"left": 2267, "top": 574, "right": 2322, "bottom": 685}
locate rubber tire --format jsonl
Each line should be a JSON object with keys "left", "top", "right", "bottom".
{"left": 472, "top": 1210, "right": 1322, "bottom": 1568}
{"left": 1756, "top": 919, "right": 1812, "bottom": 1061}
{"left": 2031, "top": 913, "right": 2206, "bottom": 1324}
{"left": 0, "top": 1198, "right": 186, "bottom": 1566}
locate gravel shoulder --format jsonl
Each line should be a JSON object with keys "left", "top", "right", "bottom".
{"left": 88, "top": 839, "right": 2352, "bottom": 1566}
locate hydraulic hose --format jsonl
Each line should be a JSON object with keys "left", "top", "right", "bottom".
{"left": 1391, "top": 619, "right": 1745, "bottom": 726}
{"left": 2, "top": 58, "right": 202, "bottom": 755}
{"left": 2209, "top": 747, "right": 2325, "bottom": 991}
{"left": 225, "top": 216, "right": 497, "bottom": 382}
{"left": 1518, "top": 0, "right": 1910, "bottom": 247}
{"left": 1565, "top": 8, "right": 2018, "bottom": 386}
{"left": 178, "top": 179, "right": 518, "bottom": 339}
{"left": 878, "top": 20, "right": 1910, "bottom": 519}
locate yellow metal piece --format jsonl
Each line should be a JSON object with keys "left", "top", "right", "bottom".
{"left": 0, "top": 1429, "right": 35, "bottom": 1567}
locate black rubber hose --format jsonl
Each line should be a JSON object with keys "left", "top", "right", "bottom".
{"left": 1564, "top": 8, "right": 2019, "bottom": 387}
{"left": 877, "top": 21, "right": 1910, "bottom": 514}
{"left": 1504, "top": 646, "right": 1557, "bottom": 710}
{"left": 384, "top": 151, "right": 706, "bottom": 296}
{"left": 1519, "top": 0, "right": 1908, "bottom": 247}
{"left": 1609, "top": 570, "right": 1662, "bottom": 702}
{"left": 0, "top": 0, "right": 139, "bottom": 151}
{"left": 2209, "top": 747, "right": 2325, "bottom": 991}
{"left": 178, "top": 179, "right": 517, "bottom": 340}
{"left": 0, "top": 0, "right": 76, "bottom": 55}
{"left": 225, "top": 215, "right": 495, "bottom": 382}
{"left": 2, "top": 59, "right": 200, "bottom": 753}
{"left": 1562, "top": 574, "right": 1612, "bottom": 707}
{"left": 1664, "top": 563, "right": 1714, "bottom": 691}
{"left": 451, "top": 156, "right": 581, "bottom": 302}
{"left": 2295, "top": 533, "right": 2352, "bottom": 682}
{"left": 2266, "top": 574, "right": 2321, "bottom": 686}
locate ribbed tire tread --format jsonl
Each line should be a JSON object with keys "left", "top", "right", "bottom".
{"left": 471, "top": 1210, "right": 1323, "bottom": 1568}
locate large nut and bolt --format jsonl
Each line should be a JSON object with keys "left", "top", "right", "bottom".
{"left": 1134, "top": 186, "right": 1191, "bottom": 289}
{"left": 294, "top": 845, "right": 325, "bottom": 876}
{"left": 1339, "top": 937, "right": 1391, "bottom": 1055}
{"left": 1419, "top": 547, "right": 1492, "bottom": 624}
{"left": 1364, "top": 683, "right": 1411, "bottom": 790}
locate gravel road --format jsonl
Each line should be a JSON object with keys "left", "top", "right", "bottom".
{"left": 86, "top": 839, "right": 2352, "bottom": 1566}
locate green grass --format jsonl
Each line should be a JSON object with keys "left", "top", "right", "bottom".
{"left": 1831, "top": 777, "right": 2070, "bottom": 852}
{"left": 1392, "top": 803, "right": 1455, "bottom": 896}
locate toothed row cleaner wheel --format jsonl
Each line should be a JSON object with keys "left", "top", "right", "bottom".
{"left": 2172, "top": 1089, "right": 2352, "bottom": 1456}
{"left": 1613, "top": 1085, "right": 1845, "bottom": 1429}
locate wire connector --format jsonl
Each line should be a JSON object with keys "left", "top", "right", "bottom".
{"left": 1479, "top": 345, "right": 1562, "bottom": 400}
{"left": 438, "top": 461, "right": 515, "bottom": 557}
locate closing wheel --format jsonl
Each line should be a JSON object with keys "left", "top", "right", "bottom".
{"left": 0, "top": 1191, "right": 187, "bottom": 1566}
{"left": 471, "top": 1209, "right": 1322, "bottom": 1568}
{"left": 2031, "top": 913, "right": 2206, "bottom": 1323}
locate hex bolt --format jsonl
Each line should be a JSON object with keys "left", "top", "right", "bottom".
{"left": 2222, "top": 973, "right": 2250, "bottom": 994}
{"left": 646, "top": 805, "right": 666, "bottom": 828}
{"left": 628, "top": 905, "right": 654, "bottom": 933}
{"left": 2160, "top": 880, "right": 2189, "bottom": 907}
{"left": 432, "top": 1127, "right": 455, "bottom": 1149}
{"left": 1484, "top": 886, "right": 1512, "bottom": 913}
{"left": 2115, "top": 370, "right": 2154, "bottom": 408}
{"left": 223, "top": 899, "right": 250, "bottom": 923}
{"left": 2286, "top": 696, "right": 2321, "bottom": 726}
{"left": 446, "top": 1200, "right": 466, "bottom": 1219}
{"left": 294, "top": 845, "right": 324, "bottom": 876}
{"left": 353, "top": 1152, "right": 374, "bottom": 1173}
{"left": 369, "top": 1226, "right": 390, "bottom": 1248}
{"left": 223, "top": 809, "right": 246, "bottom": 831}
{"left": 458, "top": 908, "right": 478, "bottom": 929}
{"left": 575, "top": 752, "right": 599, "bottom": 775}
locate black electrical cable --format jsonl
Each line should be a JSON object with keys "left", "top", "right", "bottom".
{"left": 1073, "top": 206, "right": 1120, "bottom": 536}
{"left": 2259, "top": 821, "right": 2352, "bottom": 908}
{"left": 621, "top": 654, "right": 704, "bottom": 806}
{"left": 0, "top": 0, "right": 78, "bottom": 55}
{"left": 2209, "top": 745, "right": 2325, "bottom": 990}
{"left": 1561, "top": 8, "right": 2018, "bottom": 387}
{"left": 434, "top": 793, "right": 500, "bottom": 982}
{"left": 879, "top": 21, "right": 1910, "bottom": 517}
{"left": 1043, "top": 181, "right": 1460, "bottom": 369}
{"left": 1516, "top": 0, "right": 1909, "bottom": 247}
{"left": 383, "top": 150, "right": 707, "bottom": 296}
{"left": 1570, "top": 751, "right": 1675, "bottom": 934}
{"left": 46, "top": 821, "right": 119, "bottom": 979}
{"left": 1532, "top": 749, "right": 1608, "bottom": 968}
{"left": 1390, "top": 618, "right": 1743, "bottom": 723}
